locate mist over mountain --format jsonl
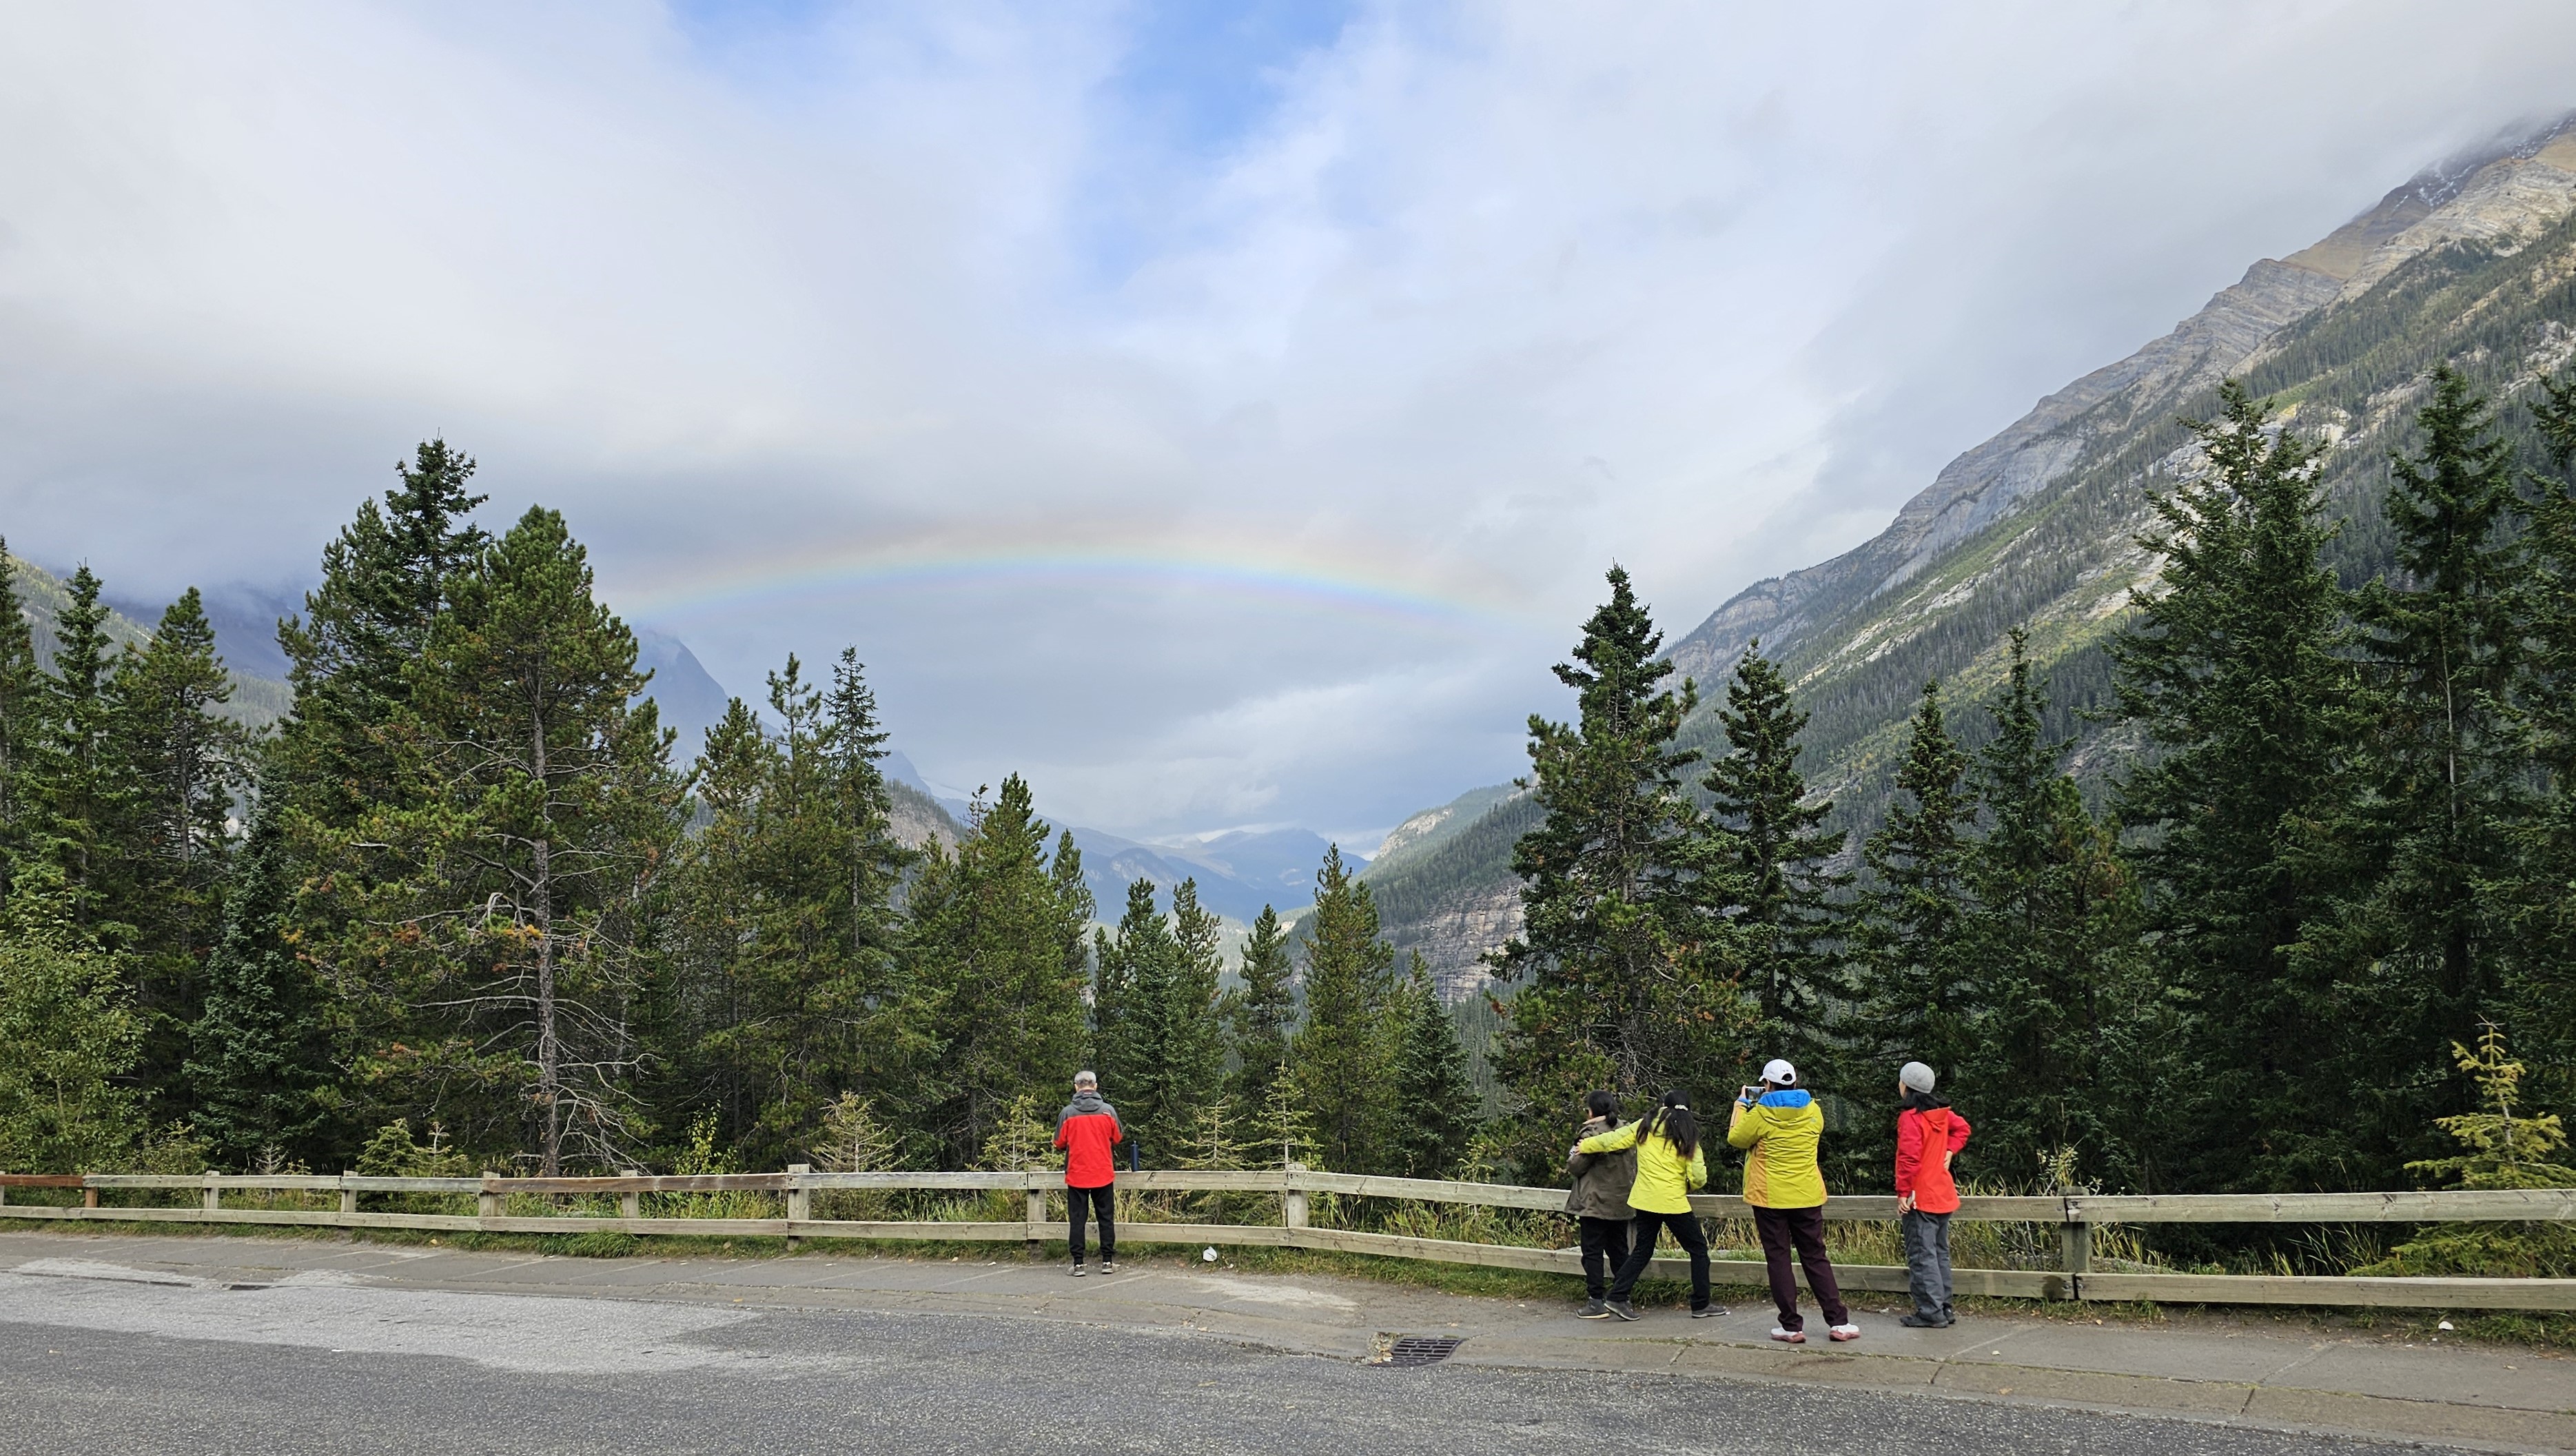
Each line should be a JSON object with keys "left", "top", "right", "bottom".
{"left": 1366, "top": 114, "right": 2576, "bottom": 1002}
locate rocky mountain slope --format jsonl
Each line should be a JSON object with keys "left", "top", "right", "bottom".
{"left": 1371, "top": 114, "right": 2576, "bottom": 1003}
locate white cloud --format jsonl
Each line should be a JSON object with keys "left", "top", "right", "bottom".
{"left": 3, "top": 0, "right": 2573, "bottom": 835}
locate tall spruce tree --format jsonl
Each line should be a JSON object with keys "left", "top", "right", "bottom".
{"left": 325, "top": 508, "right": 682, "bottom": 1173}
{"left": 1701, "top": 642, "right": 1848, "bottom": 1068}
{"left": 23, "top": 566, "right": 135, "bottom": 945}
{"left": 1290, "top": 845, "right": 1400, "bottom": 1173}
{"left": 112, "top": 588, "right": 246, "bottom": 1107}
{"left": 659, "top": 655, "right": 914, "bottom": 1168}
{"left": 2113, "top": 382, "right": 2360, "bottom": 1191}
{"left": 1963, "top": 631, "right": 2137, "bottom": 1185}
{"left": 276, "top": 440, "right": 487, "bottom": 830}
{"left": 185, "top": 813, "right": 336, "bottom": 1167}
{"left": 0, "top": 540, "right": 41, "bottom": 895}
{"left": 2502, "top": 367, "right": 2576, "bottom": 1105}
{"left": 1123, "top": 879, "right": 1227, "bottom": 1160}
{"left": 1489, "top": 567, "right": 1747, "bottom": 1177}
{"left": 904, "top": 776, "right": 1091, "bottom": 1166}
{"left": 1225, "top": 905, "right": 1296, "bottom": 1112}
{"left": 1090, "top": 879, "right": 1174, "bottom": 1131}
{"left": 2307, "top": 365, "right": 2527, "bottom": 1178}
{"left": 1387, "top": 954, "right": 1476, "bottom": 1179}
{"left": 1848, "top": 680, "right": 1977, "bottom": 1174}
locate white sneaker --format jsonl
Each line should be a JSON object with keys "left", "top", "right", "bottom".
{"left": 1769, "top": 1326, "right": 1805, "bottom": 1344}
{"left": 1828, "top": 1323, "right": 1860, "bottom": 1342}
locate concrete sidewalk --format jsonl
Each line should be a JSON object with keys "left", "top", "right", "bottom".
{"left": 3, "top": 1228, "right": 2568, "bottom": 1452}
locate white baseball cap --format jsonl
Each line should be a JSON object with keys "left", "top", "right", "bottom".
{"left": 1761, "top": 1058, "right": 1797, "bottom": 1086}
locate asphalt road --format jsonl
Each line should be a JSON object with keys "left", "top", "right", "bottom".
{"left": 0, "top": 1269, "right": 2455, "bottom": 1456}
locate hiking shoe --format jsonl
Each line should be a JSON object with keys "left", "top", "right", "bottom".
{"left": 1098, "top": 1261, "right": 1117, "bottom": 1274}
{"left": 1576, "top": 1299, "right": 1613, "bottom": 1319}
{"left": 1898, "top": 1313, "right": 1945, "bottom": 1328}
{"left": 1070, "top": 1263, "right": 1087, "bottom": 1277}
{"left": 1828, "top": 1324, "right": 1861, "bottom": 1342}
{"left": 1770, "top": 1327, "right": 1806, "bottom": 1344}
{"left": 1606, "top": 1300, "right": 1639, "bottom": 1322}
{"left": 1689, "top": 1305, "right": 1726, "bottom": 1319}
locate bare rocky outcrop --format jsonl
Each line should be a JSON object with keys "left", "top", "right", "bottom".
{"left": 1385, "top": 881, "right": 1524, "bottom": 1004}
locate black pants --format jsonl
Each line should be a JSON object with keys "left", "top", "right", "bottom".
{"left": 1606, "top": 1209, "right": 1711, "bottom": 1311}
{"left": 1067, "top": 1182, "right": 1115, "bottom": 1264}
{"left": 1577, "top": 1216, "right": 1632, "bottom": 1300}
{"left": 1753, "top": 1204, "right": 1848, "bottom": 1331}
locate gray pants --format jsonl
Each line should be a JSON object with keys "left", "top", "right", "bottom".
{"left": 1902, "top": 1209, "right": 1953, "bottom": 1321}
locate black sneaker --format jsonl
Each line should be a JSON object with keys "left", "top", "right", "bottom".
{"left": 1897, "top": 1312, "right": 1943, "bottom": 1328}
{"left": 1098, "top": 1260, "right": 1117, "bottom": 1274}
{"left": 1606, "top": 1300, "right": 1639, "bottom": 1322}
{"left": 1070, "top": 1263, "right": 1087, "bottom": 1277}
{"left": 1576, "top": 1299, "right": 1613, "bottom": 1319}
{"left": 1690, "top": 1305, "right": 1726, "bottom": 1319}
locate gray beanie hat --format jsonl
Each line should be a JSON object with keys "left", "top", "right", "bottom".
{"left": 1899, "top": 1061, "right": 1937, "bottom": 1094}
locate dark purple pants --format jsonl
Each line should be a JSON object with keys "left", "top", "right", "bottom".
{"left": 1752, "top": 1203, "right": 1848, "bottom": 1331}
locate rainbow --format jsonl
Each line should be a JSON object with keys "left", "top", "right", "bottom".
{"left": 614, "top": 538, "right": 1531, "bottom": 633}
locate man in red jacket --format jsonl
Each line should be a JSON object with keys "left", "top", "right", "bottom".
{"left": 1053, "top": 1071, "right": 1124, "bottom": 1276}
{"left": 1895, "top": 1060, "right": 1972, "bottom": 1327}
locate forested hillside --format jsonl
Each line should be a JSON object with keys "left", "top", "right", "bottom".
{"left": 1373, "top": 116, "right": 2576, "bottom": 999}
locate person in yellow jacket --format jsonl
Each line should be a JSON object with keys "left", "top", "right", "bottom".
{"left": 1575, "top": 1091, "right": 1722, "bottom": 1321}
{"left": 1729, "top": 1058, "right": 1857, "bottom": 1344}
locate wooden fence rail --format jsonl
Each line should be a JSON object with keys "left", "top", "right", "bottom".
{"left": 4, "top": 1168, "right": 2570, "bottom": 1311}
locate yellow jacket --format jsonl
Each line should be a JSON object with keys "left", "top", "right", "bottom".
{"left": 1576, "top": 1117, "right": 1707, "bottom": 1216}
{"left": 1728, "top": 1090, "right": 1828, "bottom": 1209}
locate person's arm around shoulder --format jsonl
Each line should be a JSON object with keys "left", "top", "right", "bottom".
{"left": 1577, "top": 1120, "right": 1641, "bottom": 1155}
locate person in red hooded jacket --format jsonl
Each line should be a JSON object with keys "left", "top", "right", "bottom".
{"left": 1054, "top": 1071, "right": 1124, "bottom": 1275}
{"left": 1894, "top": 1060, "right": 1972, "bottom": 1327}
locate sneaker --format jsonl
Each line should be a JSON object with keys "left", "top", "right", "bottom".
{"left": 1070, "top": 1263, "right": 1087, "bottom": 1277}
{"left": 1897, "top": 1313, "right": 1945, "bottom": 1328}
{"left": 1689, "top": 1305, "right": 1726, "bottom": 1319}
{"left": 1098, "top": 1261, "right": 1117, "bottom": 1274}
{"left": 1770, "top": 1327, "right": 1806, "bottom": 1344}
{"left": 1576, "top": 1299, "right": 1613, "bottom": 1319}
{"left": 1828, "top": 1324, "right": 1861, "bottom": 1342}
{"left": 1606, "top": 1300, "right": 1639, "bottom": 1322}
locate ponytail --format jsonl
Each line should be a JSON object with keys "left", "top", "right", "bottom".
{"left": 1644, "top": 1091, "right": 1700, "bottom": 1161}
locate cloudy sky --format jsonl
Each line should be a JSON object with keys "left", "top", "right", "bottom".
{"left": 4, "top": 1, "right": 2573, "bottom": 845}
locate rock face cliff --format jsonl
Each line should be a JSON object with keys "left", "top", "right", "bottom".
{"left": 1376, "top": 113, "right": 2576, "bottom": 1001}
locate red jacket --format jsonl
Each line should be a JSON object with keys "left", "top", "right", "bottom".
{"left": 1895, "top": 1104, "right": 1971, "bottom": 1214}
{"left": 1054, "top": 1091, "right": 1123, "bottom": 1189}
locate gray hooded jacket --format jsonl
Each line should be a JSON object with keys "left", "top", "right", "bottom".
{"left": 1565, "top": 1116, "right": 1637, "bottom": 1219}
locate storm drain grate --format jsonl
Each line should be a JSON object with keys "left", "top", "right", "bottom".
{"left": 1367, "top": 1333, "right": 1466, "bottom": 1368}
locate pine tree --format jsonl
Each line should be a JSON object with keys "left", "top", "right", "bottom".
{"left": 0, "top": 540, "right": 42, "bottom": 893}
{"left": 1854, "top": 681, "right": 1976, "bottom": 1084}
{"left": 184, "top": 813, "right": 336, "bottom": 1168}
{"left": 276, "top": 441, "right": 488, "bottom": 829}
{"left": 1090, "top": 879, "right": 1168, "bottom": 1111}
{"left": 1963, "top": 631, "right": 2138, "bottom": 1185}
{"left": 327, "top": 507, "right": 682, "bottom": 1173}
{"left": 2309, "top": 365, "right": 2527, "bottom": 1180}
{"left": 22, "top": 566, "right": 135, "bottom": 943}
{"left": 1489, "top": 567, "right": 1748, "bottom": 1178}
{"left": 1290, "top": 845, "right": 1400, "bottom": 1175}
{"left": 112, "top": 588, "right": 247, "bottom": 1106}
{"left": 1387, "top": 954, "right": 1476, "bottom": 1179}
{"left": 2505, "top": 367, "right": 2576, "bottom": 1101}
{"left": 1121, "top": 877, "right": 1227, "bottom": 1162}
{"left": 1701, "top": 642, "right": 1848, "bottom": 1067}
{"left": 1225, "top": 904, "right": 1296, "bottom": 1111}
{"left": 2112, "top": 381, "right": 2359, "bottom": 1191}
{"left": 905, "top": 777, "right": 1091, "bottom": 1165}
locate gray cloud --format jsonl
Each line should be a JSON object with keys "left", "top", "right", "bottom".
{"left": 3, "top": 1, "right": 2572, "bottom": 838}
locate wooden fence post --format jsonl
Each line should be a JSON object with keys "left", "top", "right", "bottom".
{"left": 203, "top": 1173, "right": 222, "bottom": 1214}
{"left": 1284, "top": 1162, "right": 1309, "bottom": 1237}
{"left": 339, "top": 1174, "right": 357, "bottom": 1216}
{"left": 2060, "top": 1209, "right": 2092, "bottom": 1298}
{"left": 83, "top": 1180, "right": 98, "bottom": 1209}
{"left": 478, "top": 1172, "right": 502, "bottom": 1221}
{"left": 619, "top": 1171, "right": 642, "bottom": 1222}
{"left": 1026, "top": 1174, "right": 1047, "bottom": 1260}
{"left": 786, "top": 1164, "right": 808, "bottom": 1249}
